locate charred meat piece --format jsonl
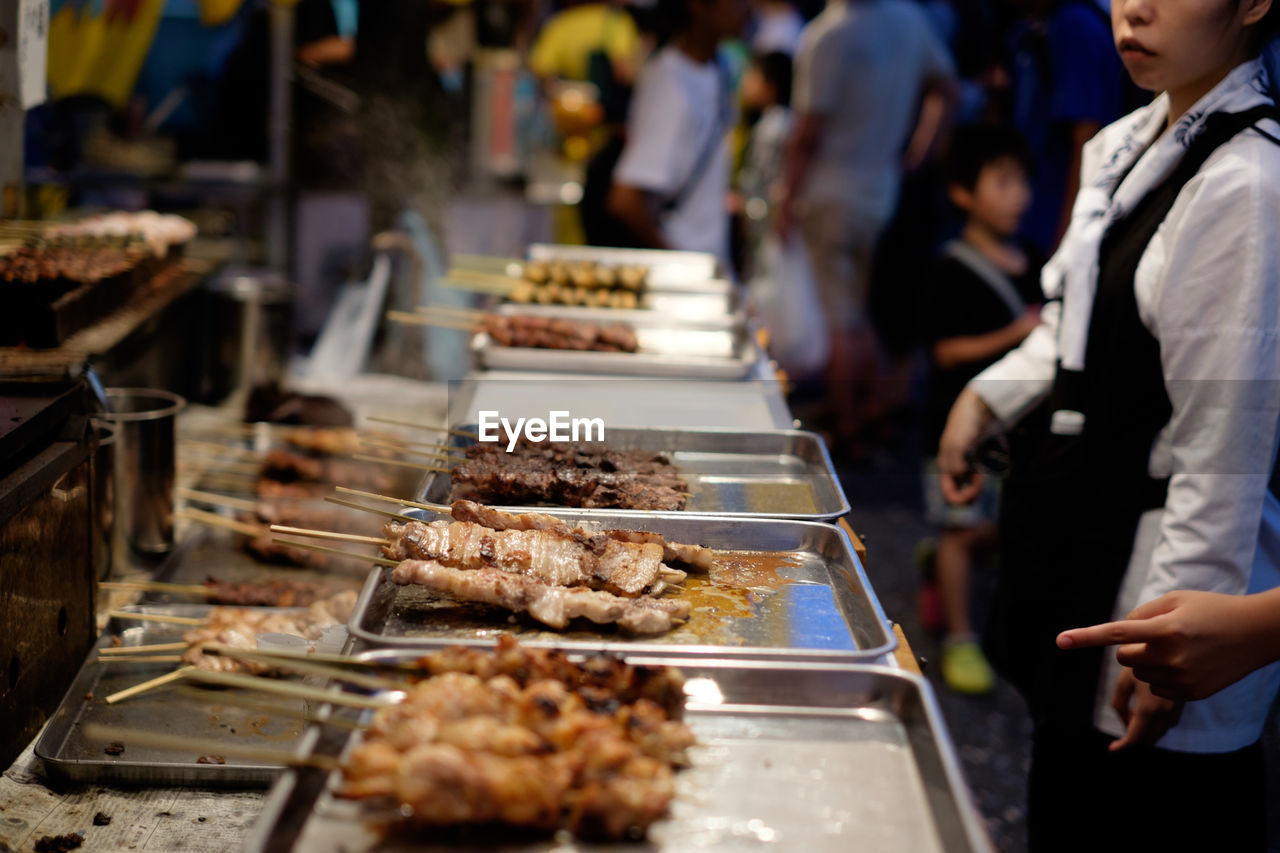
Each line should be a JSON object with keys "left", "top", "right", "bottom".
{"left": 339, "top": 638, "right": 691, "bottom": 840}
{"left": 389, "top": 561, "right": 691, "bottom": 634}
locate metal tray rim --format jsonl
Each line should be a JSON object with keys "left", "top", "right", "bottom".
{"left": 345, "top": 514, "right": 894, "bottom": 662}
{"left": 413, "top": 425, "right": 851, "bottom": 522}
{"left": 34, "top": 605, "right": 322, "bottom": 787}
{"left": 240, "top": 661, "right": 992, "bottom": 853}
{"left": 471, "top": 332, "right": 762, "bottom": 381}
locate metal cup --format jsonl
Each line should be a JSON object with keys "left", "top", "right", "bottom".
{"left": 90, "top": 423, "right": 118, "bottom": 579}
{"left": 96, "top": 388, "right": 186, "bottom": 556}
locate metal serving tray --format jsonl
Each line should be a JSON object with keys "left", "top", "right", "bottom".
{"left": 417, "top": 426, "right": 849, "bottom": 521}
{"left": 348, "top": 510, "right": 892, "bottom": 662}
{"left": 243, "top": 658, "right": 992, "bottom": 853}
{"left": 471, "top": 322, "right": 762, "bottom": 380}
{"left": 526, "top": 243, "right": 720, "bottom": 287}
{"left": 34, "top": 606, "right": 324, "bottom": 787}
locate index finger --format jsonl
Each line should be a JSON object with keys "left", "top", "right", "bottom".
{"left": 1057, "top": 618, "right": 1169, "bottom": 650}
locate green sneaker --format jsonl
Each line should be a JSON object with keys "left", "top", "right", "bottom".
{"left": 941, "top": 639, "right": 995, "bottom": 695}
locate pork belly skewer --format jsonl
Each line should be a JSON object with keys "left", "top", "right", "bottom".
{"left": 388, "top": 561, "right": 692, "bottom": 634}
{"left": 274, "top": 529, "right": 694, "bottom": 635}
{"left": 378, "top": 518, "right": 685, "bottom": 597}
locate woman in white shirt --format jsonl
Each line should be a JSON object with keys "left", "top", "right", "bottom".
{"left": 936, "top": 0, "right": 1280, "bottom": 846}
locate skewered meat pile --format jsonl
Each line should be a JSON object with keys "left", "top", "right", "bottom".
{"left": 43, "top": 210, "right": 196, "bottom": 258}
{"left": 231, "top": 502, "right": 369, "bottom": 569}
{"left": 281, "top": 427, "right": 361, "bottom": 456}
{"left": 180, "top": 590, "right": 358, "bottom": 673}
{"left": 200, "top": 576, "right": 336, "bottom": 607}
{"left": 341, "top": 636, "right": 693, "bottom": 840}
{"left": 452, "top": 441, "right": 689, "bottom": 511}
{"left": 484, "top": 315, "right": 638, "bottom": 353}
{"left": 255, "top": 448, "right": 394, "bottom": 499}
{"left": 507, "top": 260, "right": 648, "bottom": 309}
{"left": 245, "top": 383, "right": 354, "bottom": 427}
{"left": 381, "top": 501, "right": 713, "bottom": 634}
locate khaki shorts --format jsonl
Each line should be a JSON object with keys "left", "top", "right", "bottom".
{"left": 798, "top": 200, "right": 885, "bottom": 330}
{"left": 922, "top": 457, "right": 1001, "bottom": 530}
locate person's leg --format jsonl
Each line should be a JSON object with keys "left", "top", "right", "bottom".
{"left": 797, "top": 201, "right": 855, "bottom": 434}
{"left": 937, "top": 524, "right": 996, "bottom": 694}
{"left": 937, "top": 527, "right": 977, "bottom": 638}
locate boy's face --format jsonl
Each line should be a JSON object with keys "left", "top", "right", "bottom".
{"left": 741, "top": 67, "right": 776, "bottom": 110}
{"left": 955, "top": 156, "right": 1032, "bottom": 237}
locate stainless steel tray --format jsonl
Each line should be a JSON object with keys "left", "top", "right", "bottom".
{"left": 34, "top": 605, "right": 324, "bottom": 787}
{"left": 471, "top": 323, "right": 762, "bottom": 380}
{"left": 526, "top": 243, "right": 720, "bottom": 287}
{"left": 417, "top": 426, "right": 849, "bottom": 521}
{"left": 243, "top": 659, "right": 992, "bottom": 853}
{"left": 348, "top": 510, "right": 892, "bottom": 662}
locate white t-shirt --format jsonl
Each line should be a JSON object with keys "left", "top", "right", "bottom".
{"left": 614, "top": 46, "right": 731, "bottom": 264}
{"left": 792, "top": 0, "right": 954, "bottom": 223}
{"left": 752, "top": 7, "right": 804, "bottom": 56}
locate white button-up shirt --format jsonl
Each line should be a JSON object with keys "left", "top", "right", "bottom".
{"left": 971, "top": 93, "right": 1280, "bottom": 752}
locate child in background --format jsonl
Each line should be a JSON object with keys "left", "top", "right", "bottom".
{"left": 919, "top": 124, "right": 1043, "bottom": 694}
{"left": 737, "top": 51, "right": 793, "bottom": 255}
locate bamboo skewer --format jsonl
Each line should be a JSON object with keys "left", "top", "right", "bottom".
{"left": 323, "top": 495, "right": 410, "bottom": 521}
{"left": 81, "top": 723, "right": 343, "bottom": 770}
{"left": 108, "top": 611, "right": 204, "bottom": 626}
{"left": 179, "top": 440, "right": 263, "bottom": 459}
{"left": 200, "top": 645, "right": 406, "bottom": 691}
{"left": 100, "top": 642, "right": 192, "bottom": 655}
{"left": 100, "top": 580, "right": 211, "bottom": 596}
{"left": 415, "top": 304, "right": 487, "bottom": 319}
{"left": 177, "top": 487, "right": 260, "bottom": 513}
{"left": 185, "top": 475, "right": 256, "bottom": 494}
{"left": 270, "top": 537, "right": 397, "bottom": 568}
{"left": 184, "top": 669, "right": 394, "bottom": 710}
{"left": 106, "top": 666, "right": 195, "bottom": 704}
{"left": 357, "top": 434, "right": 466, "bottom": 456}
{"left": 177, "top": 459, "right": 263, "bottom": 476}
{"left": 268, "top": 524, "right": 391, "bottom": 546}
{"left": 447, "top": 268, "right": 521, "bottom": 289}
{"left": 184, "top": 422, "right": 261, "bottom": 438}
{"left": 386, "top": 310, "right": 479, "bottom": 332}
{"left": 98, "top": 655, "right": 185, "bottom": 663}
{"left": 366, "top": 416, "right": 479, "bottom": 439}
{"left": 334, "top": 486, "right": 451, "bottom": 515}
{"left": 175, "top": 507, "right": 263, "bottom": 538}
{"left": 172, "top": 686, "right": 363, "bottom": 731}
{"left": 351, "top": 453, "right": 454, "bottom": 474}
{"left": 358, "top": 439, "right": 465, "bottom": 464}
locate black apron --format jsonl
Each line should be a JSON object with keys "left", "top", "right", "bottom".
{"left": 986, "top": 105, "right": 1280, "bottom": 729}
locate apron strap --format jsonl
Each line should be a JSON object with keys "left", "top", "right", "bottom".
{"left": 941, "top": 240, "right": 1028, "bottom": 319}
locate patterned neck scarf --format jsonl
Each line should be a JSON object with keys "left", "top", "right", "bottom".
{"left": 1049, "top": 58, "right": 1272, "bottom": 371}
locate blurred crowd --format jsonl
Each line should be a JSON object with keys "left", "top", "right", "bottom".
{"left": 526, "top": 0, "right": 1139, "bottom": 695}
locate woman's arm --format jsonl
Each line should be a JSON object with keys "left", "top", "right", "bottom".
{"left": 1058, "top": 587, "right": 1280, "bottom": 701}
{"left": 937, "top": 298, "right": 1062, "bottom": 502}
{"left": 1133, "top": 160, "right": 1280, "bottom": 606}
{"left": 932, "top": 308, "right": 1041, "bottom": 370}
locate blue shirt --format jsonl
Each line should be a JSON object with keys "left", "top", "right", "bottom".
{"left": 1011, "top": 2, "right": 1126, "bottom": 252}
